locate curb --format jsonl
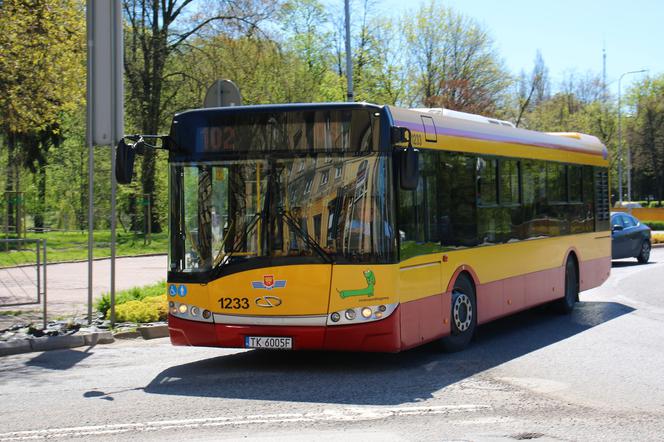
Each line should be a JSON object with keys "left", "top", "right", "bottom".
{"left": 652, "top": 243, "right": 664, "bottom": 248}
{"left": 0, "top": 331, "right": 115, "bottom": 357}
{"left": 114, "top": 330, "right": 142, "bottom": 339}
{"left": 138, "top": 324, "right": 169, "bottom": 340}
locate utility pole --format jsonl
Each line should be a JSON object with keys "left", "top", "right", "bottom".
{"left": 87, "top": 0, "right": 123, "bottom": 325}
{"left": 344, "top": 0, "right": 353, "bottom": 102}
{"left": 602, "top": 46, "right": 607, "bottom": 103}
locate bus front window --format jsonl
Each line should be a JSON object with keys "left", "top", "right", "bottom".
{"left": 170, "top": 154, "right": 395, "bottom": 273}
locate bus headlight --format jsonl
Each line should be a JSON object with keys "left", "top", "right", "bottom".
{"left": 169, "top": 301, "right": 213, "bottom": 323}
{"left": 327, "top": 303, "right": 398, "bottom": 326}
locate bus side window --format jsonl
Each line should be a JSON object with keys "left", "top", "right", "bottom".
{"left": 398, "top": 149, "right": 445, "bottom": 260}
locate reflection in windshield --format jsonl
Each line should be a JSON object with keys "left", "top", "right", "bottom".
{"left": 170, "top": 154, "right": 395, "bottom": 272}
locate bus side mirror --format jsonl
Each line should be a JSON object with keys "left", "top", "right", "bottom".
{"left": 392, "top": 126, "right": 419, "bottom": 190}
{"left": 399, "top": 146, "right": 419, "bottom": 190}
{"left": 391, "top": 126, "right": 409, "bottom": 144}
{"left": 116, "top": 138, "right": 137, "bottom": 184}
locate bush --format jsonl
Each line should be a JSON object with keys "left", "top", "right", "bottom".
{"left": 653, "top": 233, "right": 664, "bottom": 245}
{"left": 642, "top": 220, "right": 664, "bottom": 231}
{"left": 114, "top": 294, "right": 168, "bottom": 323}
{"left": 95, "top": 281, "right": 166, "bottom": 317}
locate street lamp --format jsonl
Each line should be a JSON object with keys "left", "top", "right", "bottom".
{"left": 618, "top": 69, "right": 647, "bottom": 205}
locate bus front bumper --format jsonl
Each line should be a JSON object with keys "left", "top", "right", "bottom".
{"left": 167, "top": 308, "right": 402, "bottom": 353}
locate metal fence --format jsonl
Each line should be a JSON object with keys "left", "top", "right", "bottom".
{"left": 0, "top": 239, "right": 47, "bottom": 328}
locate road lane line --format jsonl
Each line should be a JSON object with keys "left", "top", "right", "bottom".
{"left": 0, "top": 404, "right": 490, "bottom": 440}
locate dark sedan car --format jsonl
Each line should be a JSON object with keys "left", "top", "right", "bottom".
{"left": 611, "top": 212, "right": 651, "bottom": 263}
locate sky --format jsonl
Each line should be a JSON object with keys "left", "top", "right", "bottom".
{"left": 377, "top": 0, "right": 661, "bottom": 95}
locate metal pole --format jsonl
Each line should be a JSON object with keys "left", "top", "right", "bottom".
{"left": 109, "top": 0, "right": 118, "bottom": 328}
{"left": 36, "top": 239, "right": 40, "bottom": 304}
{"left": 111, "top": 144, "right": 116, "bottom": 327}
{"left": 86, "top": 0, "right": 94, "bottom": 325}
{"left": 344, "top": 0, "right": 353, "bottom": 102}
{"left": 43, "top": 239, "right": 47, "bottom": 330}
{"left": 109, "top": 0, "right": 124, "bottom": 327}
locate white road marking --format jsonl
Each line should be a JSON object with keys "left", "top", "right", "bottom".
{"left": 0, "top": 404, "right": 490, "bottom": 440}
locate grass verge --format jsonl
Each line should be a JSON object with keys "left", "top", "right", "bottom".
{"left": 0, "top": 230, "right": 167, "bottom": 267}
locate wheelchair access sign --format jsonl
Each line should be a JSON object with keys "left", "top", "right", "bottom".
{"left": 169, "top": 284, "right": 188, "bottom": 297}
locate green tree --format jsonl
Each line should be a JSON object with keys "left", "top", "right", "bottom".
{"left": 403, "top": 0, "right": 509, "bottom": 113}
{"left": 123, "top": 0, "right": 272, "bottom": 233}
{"left": 627, "top": 76, "right": 664, "bottom": 203}
{"left": 0, "top": 0, "right": 85, "bottom": 230}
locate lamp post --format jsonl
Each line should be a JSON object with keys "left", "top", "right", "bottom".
{"left": 618, "top": 69, "right": 647, "bottom": 205}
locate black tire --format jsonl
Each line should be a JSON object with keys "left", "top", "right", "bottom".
{"left": 637, "top": 240, "right": 651, "bottom": 264}
{"left": 440, "top": 273, "right": 477, "bottom": 352}
{"left": 555, "top": 257, "right": 579, "bottom": 314}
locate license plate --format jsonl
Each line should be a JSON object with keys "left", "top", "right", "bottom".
{"left": 245, "top": 336, "right": 293, "bottom": 350}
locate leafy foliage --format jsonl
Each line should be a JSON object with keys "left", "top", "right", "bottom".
{"left": 114, "top": 294, "right": 168, "bottom": 323}
{"left": 95, "top": 281, "right": 167, "bottom": 318}
{"left": 641, "top": 221, "right": 664, "bottom": 231}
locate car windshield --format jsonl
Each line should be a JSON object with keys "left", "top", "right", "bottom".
{"left": 169, "top": 154, "right": 395, "bottom": 273}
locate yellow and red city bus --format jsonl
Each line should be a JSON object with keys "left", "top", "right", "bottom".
{"left": 122, "top": 102, "right": 610, "bottom": 352}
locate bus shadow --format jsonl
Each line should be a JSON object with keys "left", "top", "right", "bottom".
{"left": 612, "top": 260, "right": 657, "bottom": 268}
{"left": 144, "top": 301, "right": 633, "bottom": 405}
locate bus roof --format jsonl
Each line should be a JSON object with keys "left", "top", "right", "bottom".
{"left": 173, "top": 102, "right": 385, "bottom": 119}
{"left": 169, "top": 102, "right": 607, "bottom": 166}
{"left": 387, "top": 105, "right": 608, "bottom": 166}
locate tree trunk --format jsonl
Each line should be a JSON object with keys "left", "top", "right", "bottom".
{"left": 34, "top": 164, "right": 46, "bottom": 230}
{"left": 128, "top": 194, "right": 140, "bottom": 232}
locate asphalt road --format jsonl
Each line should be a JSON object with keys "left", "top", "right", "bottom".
{"left": 1, "top": 249, "right": 664, "bottom": 441}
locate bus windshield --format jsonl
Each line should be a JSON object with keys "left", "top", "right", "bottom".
{"left": 169, "top": 154, "right": 395, "bottom": 273}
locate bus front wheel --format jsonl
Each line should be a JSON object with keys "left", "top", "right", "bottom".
{"left": 440, "top": 273, "right": 477, "bottom": 352}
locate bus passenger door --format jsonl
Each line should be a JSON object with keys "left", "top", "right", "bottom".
{"left": 398, "top": 258, "right": 446, "bottom": 349}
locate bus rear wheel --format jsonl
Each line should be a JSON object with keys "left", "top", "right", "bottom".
{"left": 440, "top": 273, "right": 476, "bottom": 352}
{"left": 555, "top": 257, "right": 578, "bottom": 314}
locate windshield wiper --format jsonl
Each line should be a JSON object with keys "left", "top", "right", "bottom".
{"left": 279, "top": 207, "right": 333, "bottom": 263}
{"left": 213, "top": 212, "right": 261, "bottom": 272}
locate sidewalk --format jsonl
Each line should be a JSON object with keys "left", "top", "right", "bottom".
{"left": 0, "top": 255, "right": 167, "bottom": 329}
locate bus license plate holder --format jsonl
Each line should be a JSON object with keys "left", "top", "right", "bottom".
{"left": 245, "top": 336, "right": 293, "bottom": 350}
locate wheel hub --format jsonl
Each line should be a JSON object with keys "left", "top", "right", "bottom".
{"left": 452, "top": 291, "right": 473, "bottom": 332}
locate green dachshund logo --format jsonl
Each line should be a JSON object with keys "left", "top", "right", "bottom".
{"left": 338, "top": 270, "right": 375, "bottom": 299}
